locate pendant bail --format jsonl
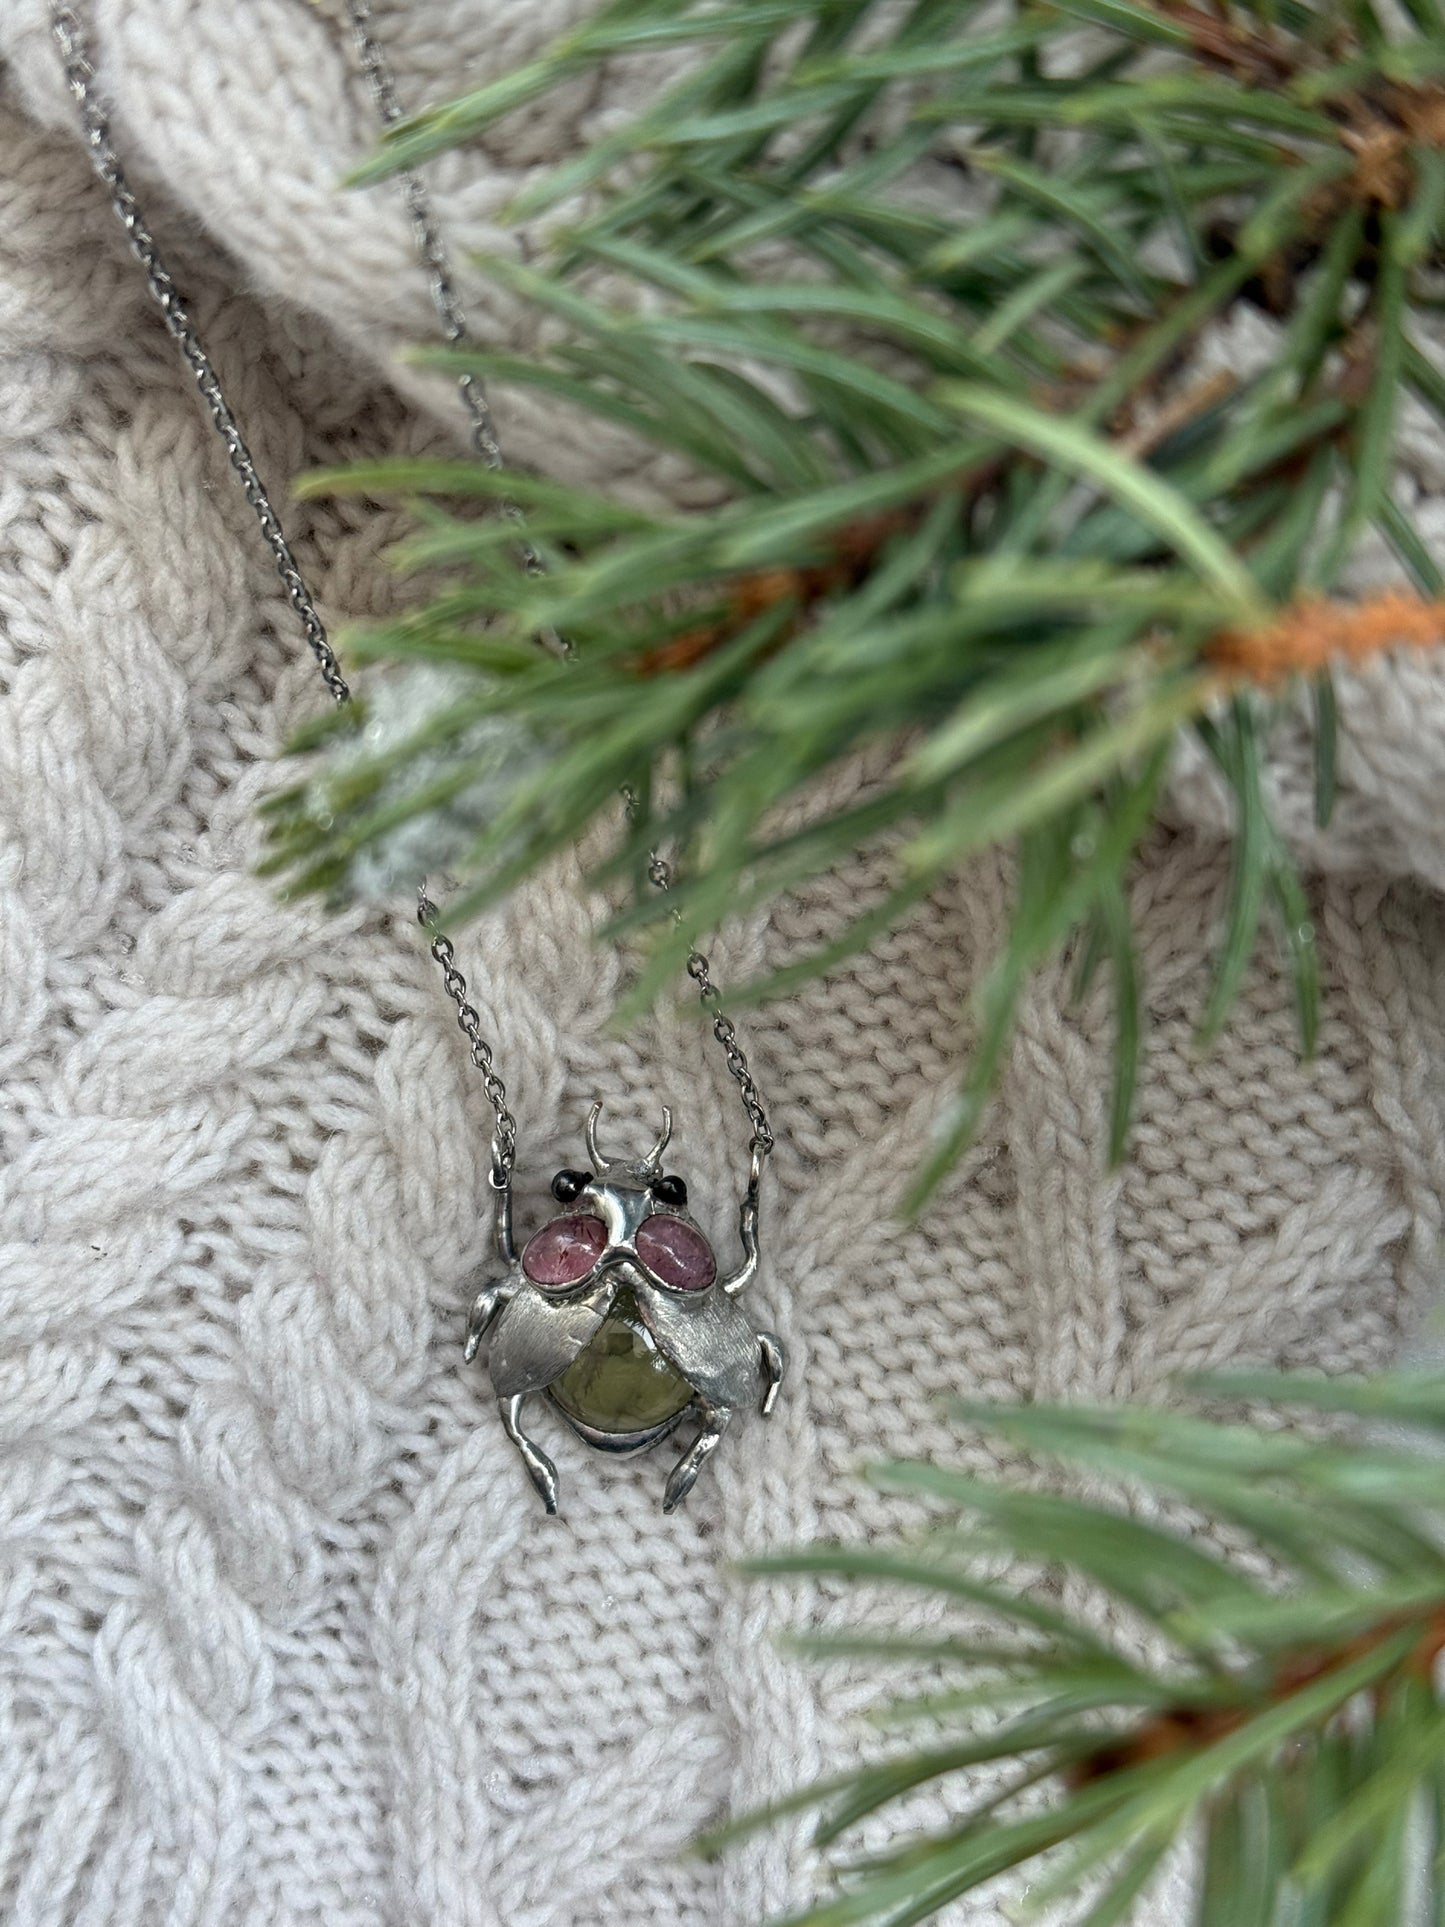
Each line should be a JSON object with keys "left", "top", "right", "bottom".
{"left": 747, "top": 1139, "right": 766, "bottom": 1203}
{"left": 488, "top": 1134, "right": 510, "bottom": 1190}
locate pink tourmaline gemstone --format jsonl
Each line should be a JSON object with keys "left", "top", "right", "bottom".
{"left": 636, "top": 1215, "right": 715, "bottom": 1291}
{"left": 522, "top": 1214, "right": 606, "bottom": 1287}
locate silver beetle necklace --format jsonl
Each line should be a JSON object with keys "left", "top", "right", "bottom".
{"left": 469, "top": 1104, "right": 782, "bottom": 1512}
{"left": 52, "top": 1, "right": 785, "bottom": 1516}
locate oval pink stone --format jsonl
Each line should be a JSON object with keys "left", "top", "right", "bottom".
{"left": 522, "top": 1213, "right": 606, "bottom": 1287}
{"left": 636, "top": 1214, "right": 715, "bottom": 1292}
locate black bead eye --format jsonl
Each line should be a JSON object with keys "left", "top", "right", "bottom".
{"left": 550, "top": 1169, "right": 590, "bottom": 1204}
{"left": 651, "top": 1173, "right": 688, "bottom": 1209}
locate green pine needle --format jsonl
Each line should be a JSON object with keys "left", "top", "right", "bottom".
{"left": 719, "top": 1372, "right": 1445, "bottom": 1926}
{"left": 270, "top": 0, "right": 1445, "bottom": 1192}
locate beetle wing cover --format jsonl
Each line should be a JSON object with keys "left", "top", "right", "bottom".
{"left": 634, "top": 1280, "right": 758, "bottom": 1409}
{"left": 487, "top": 1277, "right": 618, "bottom": 1399}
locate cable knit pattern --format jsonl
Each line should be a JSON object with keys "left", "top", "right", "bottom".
{"left": 1, "top": 4, "right": 1444, "bottom": 1924}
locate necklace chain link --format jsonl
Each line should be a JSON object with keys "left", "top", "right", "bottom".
{"left": 51, "top": 0, "right": 773, "bottom": 1179}
{"left": 51, "top": 5, "right": 352, "bottom": 708}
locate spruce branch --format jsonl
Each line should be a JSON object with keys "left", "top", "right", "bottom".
{"left": 717, "top": 1372, "right": 1445, "bottom": 1927}
{"left": 267, "top": 0, "right": 1445, "bottom": 1194}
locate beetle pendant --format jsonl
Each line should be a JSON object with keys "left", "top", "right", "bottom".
{"left": 463, "top": 1102, "right": 785, "bottom": 1514}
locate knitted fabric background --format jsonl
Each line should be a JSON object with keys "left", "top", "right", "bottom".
{"left": 2, "top": 3, "right": 1445, "bottom": 1924}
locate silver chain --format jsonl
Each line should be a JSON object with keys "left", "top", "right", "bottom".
{"left": 627, "top": 795, "right": 775, "bottom": 1162}
{"left": 416, "top": 885, "right": 519, "bottom": 1181}
{"left": 50, "top": 5, "right": 351, "bottom": 708}
{"left": 344, "top": 0, "right": 543, "bottom": 566}
{"left": 346, "top": 0, "right": 773, "bottom": 1171}
{"left": 49, "top": 0, "right": 522, "bottom": 1182}
{"left": 52, "top": 0, "right": 772, "bottom": 1178}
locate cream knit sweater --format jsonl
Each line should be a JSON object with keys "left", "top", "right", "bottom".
{"left": 2, "top": 4, "right": 1444, "bottom": 1924}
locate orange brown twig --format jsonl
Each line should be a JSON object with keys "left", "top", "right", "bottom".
{"left": 639, "top": 559, "right": 1445, "bottom": 698}
{"left": 627, "top": 347, "right": 1250, "bottom": 684}
{"left": 1209, "top": 590, "right": 1445, "bottom": 683}
{"left": 631, "top": 505, "right": 920, "bottom": 677}
{"left": 1154, "top": 0, "right": 1299, "bottom": 87}
{"left": 1152, "top": 0, "right": 1445, "bottom": 252}
{"left": 1116, "top": 370, "right": 1240, "bottom": 460}
{"left": 1072, "top": 1602, "right": 1445, "bottom": 1785}
{"left": 629, "top": 459, "right": 1006, "bottom": 679}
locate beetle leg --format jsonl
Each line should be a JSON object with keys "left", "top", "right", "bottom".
{"left": 462, "top": 1278, "right": 511, "bottom": 1363}
{"left": 758, "top": 1331, "right": 785, "bottom": 1416}
{"left": 662, "top": 1402, "right": 733, "bottom": 1513}
{"left": 720, "top": 1185, "right": 760, "bottom": 1298}
{"left": 493, "top": 1178, "right": 517, "bottom": 1265}
{"left": 499, "top": 1394, "right": 560, "bottom": 1516}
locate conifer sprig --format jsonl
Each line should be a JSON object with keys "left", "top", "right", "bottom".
{"left": 266, "top": 0, "right": 1445, "bottom": 1197}
{"left": 719, "top": 1373, "right": 1445, "bottom": 1927}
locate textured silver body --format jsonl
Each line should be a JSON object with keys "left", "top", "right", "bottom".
{"left": 464, "top": 1105, "right": 785, "bottom": 1514}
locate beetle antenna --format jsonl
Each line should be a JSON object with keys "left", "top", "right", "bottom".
{"left": 585, "top": 1100, "right": 613, "bottom": 1176}
{"left": 640, "top": 1107, "right": 672, "bottom": 1179}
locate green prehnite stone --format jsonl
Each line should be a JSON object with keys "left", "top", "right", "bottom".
{"left": 550, "top": 1289, "right": 692, "bottom": 1434}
